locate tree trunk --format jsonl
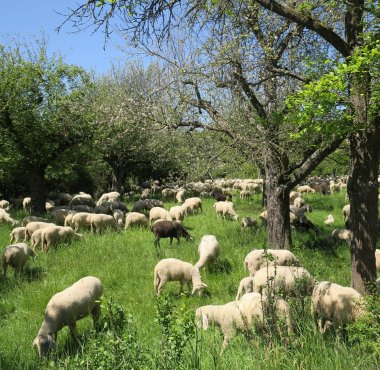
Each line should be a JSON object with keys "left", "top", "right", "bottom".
{"left": 111, "top": 167, "right": 126, "bottom": 194}
{"left": 347, "top": 118, "right": 379, "bottom": 293}
{"left": 28, "top": 165, "right": 47, "bottom": 215}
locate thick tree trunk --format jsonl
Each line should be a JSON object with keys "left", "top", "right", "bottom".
{"left": 347, "top": 117, "right": 379, "bottom": 293}
{"left": 28, "top": 165, "right": 47, "bottom": 215}
{"left": 111, "top": 167, "right": 125, "bottom": 194}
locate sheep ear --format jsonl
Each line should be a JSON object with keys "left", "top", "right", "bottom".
{"left": 202, "top": 314, "right": 209, "bottom": 330}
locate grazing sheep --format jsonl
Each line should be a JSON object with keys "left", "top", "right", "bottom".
{"left": 71, "top": 205, "right": 95, "bottom": 213}
{"left": 213, "top": 201, "right": 239, "bottom": 221}
{"left": 51, "top": 209, "right": 75, "bottom": 225}
{"left": 331, "top": 228, "right": 353, "bottom": 242}
{"left": 22, "top": 216, "right": 49, "bottom": 226}
{"left": 71, "top": 212, "right": 94, "bottom": 231}
{"left": 169, "top": 205, "right": 187, "bottom": 223}
{"left": 240, "top": 217, "right": 258, "bottom": 230}
{"left": 244, "top": 249, "right": 301, "bottom": 276}
{"left": 311, "top": 281, "right": 364, "bottom": 333}
{"left": 41, "top": 225, "right": 82, "bottom": 251}
{"left": 0, "top": 209, "right": 19, "bottom": 226}
{"left": 95, "top": 205, "right": 110, "bottom": 215}
{"left": 64, "top": 213, "right": 76, "bottom": 227}
{"left": 151, "top": 221, "right": 193, "bottom": 249}
{"left": 252, "top": 266, "right": 314, "bottom": 297}
{"left": 195, "top": 235, "right": 220, "bottom": 269}
{"left": 33, "top": 276, "right": 103, "bottom": 357}
{"left": 23, "top": 197, "right": 31, "bottom": 213}
{"left": 324, "top": 214, "right": 335, "bottom": 225}
{"left": 99, "top": 201, "right": 128, "bottom": 213}
{"left": 45, "top": 200, "right": 55, "bottom": 212}
{"left": 31, "top": 229, "right": 45, "bottom": 251}
{"left": 113, "top": 209, "right": 125, "bottom": 226}
{"left": 183, "top": 197, "right": 202, "bottom": 214}
{"left": 25, "top": 222, "right": 55, "bottom": 241}
{"left": 90, "top": 214, "right": 118, "bottom": 233}
{"left": 289, "top": 204, "right": 312, "bottom": 224}
{"left": 9, "top": 227, "right": 26, "bottom": 243}
{"left": 196, "top": 294, "right": 292, "bottom": 353}
{"left": 235, "top": 277, "right": 255, "bottom": 300}
{"left": 68, "top": 193, "right": 96, "bottom": 208}
{"left": 239, "top": 190, "right": 252, "bottom": 200}
{"left": 2, "top": 243, "right": 35, "bottom": 277}
{"left": 154, "top": 258, "right": 207, "bottom": 296}
{"left": 293, "top": 196, "right": 305, "bottom": 208}
{"left": 162, "top": 188, "right": 176, "bottom": 200}
{"left": 297, "top": 185, "right": 315, "bottom": 194}
{"left": 149, "top": 207, "right": 172, "bottom": 224}
{"left": 140, "top": 188, "right": 151, "bottom": 199}
{"left": 375, "top": 249, "right": 380, "bottom": 271}
{"left": 96, "top": 191, "right": 120, "bottom": 206}
{"left": 124, "top": 212, "right": 149, "bottom": 229}
{"left": 131, "top": 199, "right": 164, "bottom": 213}
{"left": 342, "top": 204, "right": 351, "bottom": 228}
{"left": 0, "top": 200, "right": 10, "bottom": 210}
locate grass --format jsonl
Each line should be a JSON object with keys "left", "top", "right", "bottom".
{"left": 0, "top": 191, "right": 379, "bottom": 369}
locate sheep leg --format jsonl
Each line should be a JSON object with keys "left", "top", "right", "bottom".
{"left": 157, "top": 278, "right": 167, "bottom": 296}
{"left": 68, "top": 321, "right": 79, "bottom": 338}
{"left": 91, "top": 304, "right": 101, "bottom": 331}
{"left": 169, "top": 237, "right": 173, "bottom": 246}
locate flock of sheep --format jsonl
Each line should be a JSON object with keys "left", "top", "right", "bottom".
{"left": 0, "top": 176, "right": 379, "bottom": 358}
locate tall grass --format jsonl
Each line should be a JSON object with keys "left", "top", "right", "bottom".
{"left": 0, "top": 192, "right": 378, "bottom": 369}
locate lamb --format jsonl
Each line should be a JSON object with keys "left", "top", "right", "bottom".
{"left": 331, "top": 228, "right": 353, "bottom": 242}
{"left": 151, "top": 220, "right": 193, "bottom": 249}
{"left": 342, "top": 204, "right": 351, "bottom": 228}
{"left": 22, "top": 216, "right": 49, "bottom": 226}
{"left": 235, "top": 277, "right": 255, "bottom": 300}
{"left": 2, "top": 243, "right": 35, "bottom": 277}
{"left": 71, "top": 212, "right": 94, "bottom": 231}
{"left": 96, "top": 191, "right": 120, "bottom": 206}
{"left": 153, "top": 258, "right": 207, "bottom": 296}
{"left": 25, "top": 222, "right": 55, "bottom": 241}
{"left": 124, "top": 212, "right": 149, "bottom": 229}
{"left": 41, "top": 225, "right": 82, "bottom": 251}
{"left": 239, "top": 190, "right": 252, "bottom": 199}
{"left": 45, "top": 200, "right": 55, "bottom": 212}
{"left": 31, "top": 229, "right": 45, "bottom": 251}
{"left": 324, "top": 214, "right": 335, "bottom": 225}
{"left": 64, "top": 213, "right": 76, "bottom": 227}
{"left": 240, "top": 217, "right": 258, "bottom": 229}
{"left": 0, "top": 209, "right": 19, "bottom": 226}
{"left": 90, "top": 214, "right": 118, "bottom": 233}
{"left": 296, "top": 185, "right": 315, "bottom": 194}
{"left": 23, "top": 197, "right": 31, "bottom": 213}
{"left": 33, "top": 276, "right": 103, "bottom": 357}
{"left": 293, "top": 196, "right": 305, "bottom": 208}
{"left": 244, "top": 249, "right": 301, "bottom": 276}
{"left": 196, "top": 294, "right": 292, "bottom": 353}
{"left": 113, "top": 209, "right": 125, "bottom": 226}
{"left": 149, "top": 207, "right": 172, "bottom": 224}
{"left": 311, "top": 281, "right": 365, "bottom": 333}
{"left": 169, "top": 205, "right": 187, "bottom": 223}
{"left": 252, "top": 266, "right": 314, "bottom": 297}
{"left": 175, "top": 189, "right": 186, "bottom": 203}
{"left": 9, "top": 227, "right": 26, "bottom": 243}
{"left": 213, "top": 201, "right": 239, "bottom": 221}
{"left": 0, "top": 199, "right": 10, "bottom": 210}
{"left": 195, "top": 235, "right": 220, "bottom": 269}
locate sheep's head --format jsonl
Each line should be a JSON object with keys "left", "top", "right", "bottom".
{"left": 192, "top": 282, "right": 208, "bottom": 295}
{"left": 33, "top": 334, "right": 56, "bottom": 357}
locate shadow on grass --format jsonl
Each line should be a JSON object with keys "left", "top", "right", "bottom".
{"left": 208, "top": 257, "right": 233, "bottom": 275}
{"left": 294, "top": 232, "right": 341, "bottom": 256}
{"left": 22, "top": 266, "right": 46, "bottom": 282}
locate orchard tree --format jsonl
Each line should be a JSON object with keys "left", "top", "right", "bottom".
{"left": 0, "top": 41, "right": 93, "bottom": 214}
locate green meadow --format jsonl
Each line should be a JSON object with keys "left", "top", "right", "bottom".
{"left": 0, "top": 192, "right": 379, "bottom": 369}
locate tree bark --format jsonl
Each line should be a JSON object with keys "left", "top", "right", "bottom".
{"left": 28, "top": 165, "right": 47, "bottom": 215}
{"left": 111, "top": 167, "right": 126, "bottom": 194}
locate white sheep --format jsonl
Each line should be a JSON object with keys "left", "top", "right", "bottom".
{"left": 9, "top": 227, "right": 26, "bottom": 243}
{"left": 24, "top": 222, "right": 55, "bottom": 241}
{"left": 195, "top": 235, "right": 220, "bottom": 269}
{"left": 71, "top": 212, "right": 94, "bottom": 231}
{"left": 289, "top": 191, "right": 302, "bottom": 204}
{"left": 124, "top": 212, "right": 149, "bottom": 229}
{"left": 33, "top": 276, "right": 103, "bottom": 357}
{"left": 331, "top": 228, "right": 353, "bottom": 242}
{"left": 311, "top": 281, "right": 364, "bottom": 333}
{"left": 235, "top": 277, "right": 255, "bottom": 300}
{"left": 375, "top": 249, "right": 380, "bottom": 271}
{"left": 259, "top": 210, "right": 268, "bottom": 226}
{"left": 240, "top": 217, "right": 258, "bottom": 229}
{"left": 23, "top": 197, "right": 31, "bottom": 213}
{"left": 296, "top": 185, "right": 315, "bottom": 194}
{"left": 2, "top": 243, "right": 35, "bottom": 277}
{"left": 213, "top": 201, "right": 239, "bottom": 221}
{"left": 196, "top": 294, "right": 292, "bottom": 353}
{"left": 90, "top": 214, "right": 118, "bottom": 233}
{"left": 96, "top": 191, "right": 120, "bottom": 206}
{"left": 31, "top": 228, "right": 45, "bottom": 251}
{"left": 183, "top": 197, "right": 202, "bottom": 214}
{"left": 153, "top": 258, "right": 207, "bottom": 296}
{"left": 342, "top": 204, "right": 350, "bottom": 227}
{"left": 0, "top": 199, "right": 10, "bottom": 210}
{"left": 244, "top": 249, "right": 301, "bottom": 277}
{"left": 293, "top": 196, "right": 305, "bottom": 208}
{"left": 169, "top": 205, "right": 187, "bottom": 223}
{"left": 175, "top": 189, "right": 186, "bottom": 203}
{"left": 149, "top": 207, "right": 172, "bottom": 224}
{"left": 324, "top": 214, "right": 335, "bottom": 225}
{"left": 41, "top": 225, "right": 82, "bottom": 251}
{"left": 51, "top": 208, "right": 76, "bottom": 225}
{"left": 252, "top": 266, "right": 314, "bottom": 297}
{"left": 113, "top": 209, "right": 125, "bottom": 226}
{"left": 239, "top": 190, "right": 252, "bottom": 199}
{"left": 0, "top": 209, "right": 19, "bottom": 226}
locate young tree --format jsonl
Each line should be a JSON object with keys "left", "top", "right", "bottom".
{"left": 0, "top": 41, "right": 93, "bottom": 214}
